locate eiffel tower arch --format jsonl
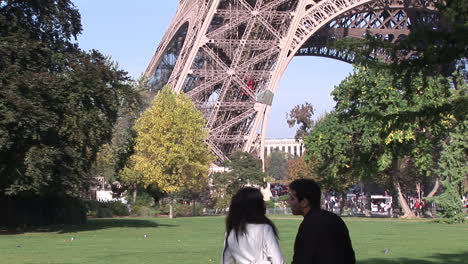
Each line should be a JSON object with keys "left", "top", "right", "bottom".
{"left": 145, "top": 0, "right": 439, "bottom": 162}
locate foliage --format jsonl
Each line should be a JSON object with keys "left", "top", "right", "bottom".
{"left": 0, "top": 0, "right": 138, "bottom": 197}
{"left": 91, "top": 144, "right": 116, "bottom": 181}
{"left": 171, "top": 202, "right": 205, "bottom": 217}
{"left": 265, "top": 150, "right": 291, "bottom": 181}
{"left": 305, "top": 65, "right": 465, "bottom": 214}
{"left": 431, "top": 119, "right": 467, "bottom": 223}
{"left": 332, "top": 66, "right": 457, "bottom": 174}
{"left": 212, "top": 151, "right": 265, "bottom": 196}
{"left": 90, "top": 76, "right": 150, "bottom": 204}
{"left": 130, "top": 205, "right": 156, "bottom": 217}
{"left": 327, "top": 0, "right": 468, "bottom": 220}
{"left": 304, "top": 112, "right": 362, "bottom": 192}
{"left": 286, "top": 155, "right": 318, "bottom": 182}
{"left": 128, "top": 189, "right": 155, "bottom": 207}
{"left": 210, "top": 152, "right": 265, "bottom": 208}
{"left": 286, "top": 102, "right": 315, "bottom": 140}
{"left": 124, "top": 86, "right": 213, "bottom": 193}
{"left": 85, "top": 200, "right": 130, "bottom": 217}
{"left": 0, "top": 195, "right": 87, "bottom": 227}
{"left": 332, "top": 0, "right": 468, "bottom": 75}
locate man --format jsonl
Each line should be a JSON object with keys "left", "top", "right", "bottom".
{"left": 288, "top": 179, "right": 355, "bottom": 264}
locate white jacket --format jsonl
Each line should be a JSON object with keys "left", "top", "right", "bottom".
{"left": 222, "top": 223, "right": 286, "bottom": 264}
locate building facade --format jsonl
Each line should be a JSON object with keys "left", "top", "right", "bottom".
{"left": 264, "top": 138, "right": 305, "bottom": 157}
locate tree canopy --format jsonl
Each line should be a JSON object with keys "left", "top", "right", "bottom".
{"left": 0, "top": 0, "right": 138, "bottom": 197}
{"left": 286, "top": 102, "right": 315, "bottom": 140}
{"left": 302, "top": 0, "right": 467, "bottom": 221}
{"left": 265, "top": 150, "right": 290, "bottom": 181}
{"left": 123, "top": 86, "right": 213, "bottom": 193}
{"left": 212, "top": 152, "right": 265, "bottom": 194}
{"left": 287, "top": 155, "right": 318, "bottom": 183}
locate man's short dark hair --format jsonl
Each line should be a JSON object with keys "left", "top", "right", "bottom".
{"left": 289, "top": 179, "right": 321, "bottom": 209}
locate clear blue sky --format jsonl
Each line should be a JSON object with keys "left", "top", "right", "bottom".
{"left": 73, "top": 0, "right": 353, "bottom": 139}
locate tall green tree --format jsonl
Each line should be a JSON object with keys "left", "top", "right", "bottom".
{"left": 304, "top": 112, "right": 363, "bottom": 193}
{"left": 306, "top": 65, "right": 465, "bottom": 218}
{"left": 265, "top": 150, "right": 290, "bottom": 181}
{"left": 91, "top": 75, "right": 150, "bottom": 202}
{"left": 328, "top": 0, "right": 467, "bottom": 220}
{"left": 431, "top": 119, "right": 467, "bottom": 223}
{"left": 0, "top": 0, "right": 138, "bottom": 198}
{"left": 211, "top": 151, "right": 266, "bottom": 208}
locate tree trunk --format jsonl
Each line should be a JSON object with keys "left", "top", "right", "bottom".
{"left": 169, "top": 199, "right": 174, "bottom": 219}
{"left": 392, "top": 158, "right": 416, "bottom": 219}
{"left": 423, "top": 178, "right": 440, "bottom": 217}
{"left": 340, "top": 192, "right": 347, "bottom": 216}
{"left": 132, "top": 184, "right": 138, "bottom": 204}
{"left": 426, "top": 178, "right": 440, "bottom": 198}
{"left": 192, "top": 200, "right": 196, "bottom": 216}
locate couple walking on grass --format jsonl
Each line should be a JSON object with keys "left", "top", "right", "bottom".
{"left": 222, "top": 179, "right": 356, "bottom": 264}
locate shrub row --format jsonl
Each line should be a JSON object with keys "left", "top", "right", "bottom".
{"left": 85, "top": 200, "right": 130, "bottom": 218}
{"left": 0, "top": 196, "right": 87, "bottom": 227}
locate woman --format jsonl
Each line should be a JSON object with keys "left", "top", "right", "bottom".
{"left": 222, "top": 187, "right": 285, "bottom": 264}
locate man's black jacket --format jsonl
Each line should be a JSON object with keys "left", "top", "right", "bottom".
{"left": 292, "top": 209, "right": 356, "bottom": 264}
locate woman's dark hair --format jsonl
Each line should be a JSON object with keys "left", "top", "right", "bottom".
{"left": 225, "top": 187, "right": 278, "bottom": 240}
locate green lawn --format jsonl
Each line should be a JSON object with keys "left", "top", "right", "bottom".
{"left": 0, "top": 216, "right": 466, "bottom": 264}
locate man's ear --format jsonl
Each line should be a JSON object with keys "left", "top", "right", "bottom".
{"left": 300, "top": 198, "right": 310, "bottom": 209}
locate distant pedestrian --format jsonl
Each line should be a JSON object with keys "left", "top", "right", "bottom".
{"left": 288, "top": 179, "right": 355, "bottom": 264}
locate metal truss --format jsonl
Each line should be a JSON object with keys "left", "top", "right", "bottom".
{"left": 145, "top": 0, "right": 441, "bottom": 163}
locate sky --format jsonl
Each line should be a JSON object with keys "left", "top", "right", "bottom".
{"left": 73, "top": 0, "right": 353, "bottom": 139}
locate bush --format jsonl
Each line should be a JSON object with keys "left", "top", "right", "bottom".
{"left": 173, "top": 203, "right": 205, "bottom": 217}
{"left": 0, "top": 196, "right": 87, "bottom": 227}
{"left": 127, "top": 190, "right": 155, "bottom": 207}
{"left": 84, "top": 200, "right": 129, "bottom": 217}
{"left": 266, "top": 199, "right": 275, "bottom": 208}
{"left": 108, "top": 201, "right": 130, "bottom": 216}
{"left": 153, "top": 205, "right": 169, "bottom": 216}
{"left": 131, "top": 205, "right": 156, "bottom": 217}
{"left": 96, "top": 207, "right": 113, "bottom": 218}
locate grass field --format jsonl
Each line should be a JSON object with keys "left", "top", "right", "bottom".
{"left": 0, "top": 216, "right": 466, "bottom": 264}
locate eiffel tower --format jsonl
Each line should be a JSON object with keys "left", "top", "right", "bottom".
{"left": 145, "top": 0, "right": 440, "bottom": 162}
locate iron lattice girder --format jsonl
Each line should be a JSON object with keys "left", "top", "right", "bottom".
{"left": 297, "top": 1, "right": 439, "bottom": 62}
{"left": 216, "top": 10, "right": 292, "bottom": 18}
{"left": 296, "top": 46, "right": 356, "bottom": 63}
{"left": 210, "top": 135, "right": 247, "bottom": 144}
{"left": 289, "top": 0, "right": 439, "bottom": 54}
{"left": 210, "top": 108, "right": 257, "bottom": 135}
{"left": 146, "top": 0, "right": 440, "bottom": 162}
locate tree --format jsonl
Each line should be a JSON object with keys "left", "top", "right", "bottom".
{"left": 430, "top": 119, "right": 467, "bottom": 223}
{"left": 0, "top": 0, "right": 138, "bottom": 198}
{"left": 124, "top": 86, "right": 213, "bottom": 216}
{"left": 211, "top": 151, "right": 265, "bottom": 208}
{"left": 327, "top": 0, "right": 467, "bottom": 220}
{"left": 287, "top": 155, "right": 318, "bottom": 182}
{"left": 305, "top": 64, "right": 465, "bottom": 218}
{"left": 92, "top": 75, "right": 150, "bottom": 202}
{"left": 304, "top": 112, "right": 363, "bottom": 193}
{"left": 265, "top": 150, "right": 290, "bottom": 181}
{"left": 286, "top": 102, "right": 315, "bottom": 140}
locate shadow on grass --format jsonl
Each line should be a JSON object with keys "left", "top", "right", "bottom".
{"left": 0, "top": 218, "right": 178, "bottom": 235}
{"left": 360, "top": 251, "right": 468, "bottom": 264}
